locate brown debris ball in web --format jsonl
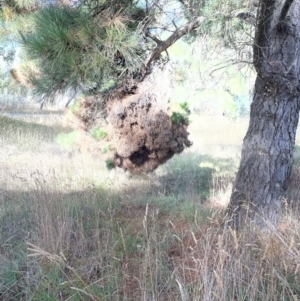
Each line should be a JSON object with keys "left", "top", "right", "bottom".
{"left": 65, "top": 69, "right": 192, "bottom": 173}
{"left": 106, "top": 89, "right": 192, "bottom": 174}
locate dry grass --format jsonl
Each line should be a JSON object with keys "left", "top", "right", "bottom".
{"left": 1, "top": 113, "right": 300, "bottom": 300}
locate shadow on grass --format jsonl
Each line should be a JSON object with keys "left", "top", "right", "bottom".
{"left": 155, "top": 152, "right": 237, "bottom": 200}
{"left": 2, "top": 183, "right": 300, "bottom": 301}
{"left": 0, "top": 185, "right": 212, "bottom": 300}
{"left": 0, "top": 158, "right": 232, "bottom": 256}
{"left": 0, "top": 116, "right": 68, "bottom": 140}
{"left": 0, "top": 187, "right": 115, "bottom": 244}
{"left": 0, "top": 150, "right": 234, "bottom": 255}
{"left": 0, "top": 116, "right": 72, "bottom": 152}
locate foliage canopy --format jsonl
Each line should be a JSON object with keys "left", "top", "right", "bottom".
{"left": 20, "top": 4, "right": 143, "bottom": 96}
{"left": 0, "top": 0, "right": 253, "bottom": 99}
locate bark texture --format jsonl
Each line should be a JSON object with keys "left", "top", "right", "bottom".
{"left": 227, "top": 0, "right": 300, "bottom": 228}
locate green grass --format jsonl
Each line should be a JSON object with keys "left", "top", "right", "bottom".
{"left": 1, "top": 113, "right": 300, "bottom": 300}
{"left": 0, "top": 115, "right": 69, "bottom": 152}
{"left": 90, "top": 126, "right": 107, "bottom": 141}
{"left": 55, "top": 130, "right": 79, "bottom": 150}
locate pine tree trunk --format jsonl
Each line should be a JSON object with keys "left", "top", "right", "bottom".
{"left": 227, "top": 0, "right": 300, "bottom": 228}
{"left": 228, "top": 77, "right": 300, "bottom": 227}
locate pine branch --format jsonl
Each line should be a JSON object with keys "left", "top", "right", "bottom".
{"left": 177, "top": 0, "right": 189, "bottom": 9}
{"left": 143, "top": 16, "right": 205, "bottom": 75}
{"left": 253, "top": 0, "right": 275, "bottom": 70}
{"left": 145, "top": 29, "right": 163, "bottom": 45}
{"left": 279, "top": 0, "right": 293, "bottom": 22}
{"left": 177, "top": 0, "right": 198, "bottom": 17}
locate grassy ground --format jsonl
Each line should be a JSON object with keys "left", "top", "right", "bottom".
{"left": 1, "top": 112, "right": 300, "bottom": 300}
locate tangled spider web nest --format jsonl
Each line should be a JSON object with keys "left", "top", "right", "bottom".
{"left": 71, "top": 69, "right": 192, "bottom": 173}
{"left": 105, "top": 72, "right": 192, "bottom": 173}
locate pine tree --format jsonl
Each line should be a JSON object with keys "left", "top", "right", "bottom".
{"left": 7, "top": 0, "right": 299, "bottom": 229}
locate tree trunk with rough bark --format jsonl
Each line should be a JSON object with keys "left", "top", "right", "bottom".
{"left": 227, "top": 0, "right": 300, "bottom": 228}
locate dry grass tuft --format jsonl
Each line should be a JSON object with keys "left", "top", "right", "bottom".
{"left": 1, "top": 113, "right": 300, "bottom": 300}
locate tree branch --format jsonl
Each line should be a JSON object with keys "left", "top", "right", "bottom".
{"left": 177, "top": 0, "right": 198, "bottom": 17}
{"left": 253, "top": 0, "right": 275, "bottom": 70}
{"left": 177, "top": 0, "right": 189, "bottom": 9}
{"left": 145, "top": 30, "right": 163, "bottom": 45}
{"left": 143, "top": 16, "right": 205, "bottom": 75}
{"left": 279, "top": 0, "right": 294, "bottom": 22}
